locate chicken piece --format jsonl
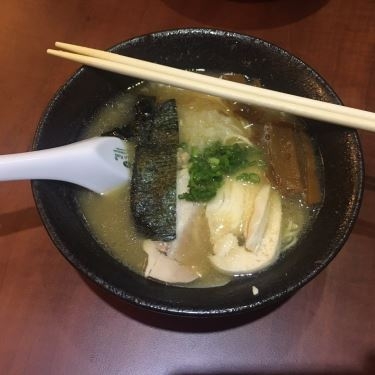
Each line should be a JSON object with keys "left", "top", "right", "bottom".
{"left": 143, "top": 240, "right": 199, "bottom": 284}
{"left": 206, "top": 178, "right": 261, "bottom": 242}
{"left": 205, "top": 178, "right": 282, "bottom": 275}
{"left": 142, "top": 168, "right": 201, "bottom": 283}
{"left": 209, "top": 190, "right": 282, "bottom": 274}
{"left": 245, "top": 184, "right": 271, "bottom": 251}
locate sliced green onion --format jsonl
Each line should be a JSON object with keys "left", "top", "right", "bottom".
{"left": 179, "top": 141, "right": 264, "bottom": 202}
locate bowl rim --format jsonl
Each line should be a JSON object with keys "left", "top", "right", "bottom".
{"left": 32, "top": 28, "right": 365, "bottom": 317}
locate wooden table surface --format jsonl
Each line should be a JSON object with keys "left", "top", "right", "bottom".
{"left": 0, "top": 1, "right": 374, "bottom": 374}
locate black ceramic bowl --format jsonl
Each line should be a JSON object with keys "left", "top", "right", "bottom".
{"left": 32, "top": 29, "right": 364, "bottom": 316}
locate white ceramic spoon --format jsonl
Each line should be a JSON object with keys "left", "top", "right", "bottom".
{"left": 0, "top": 137, "right": 131, "bottom": 194}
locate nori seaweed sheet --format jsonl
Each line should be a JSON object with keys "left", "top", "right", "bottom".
{"left": 131, "top": 146, "right": 177, "bottom": 240}
{"left": 130, "top": 98, "right": 179, "bottom": 241}
{"left": 101, "top": 96, "right": 157, "bottom": 142}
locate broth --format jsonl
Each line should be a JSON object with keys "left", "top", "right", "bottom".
{"left": 77, "top": 81, "right": 322, "bottom": 287}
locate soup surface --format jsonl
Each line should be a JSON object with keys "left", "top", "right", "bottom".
{"left": 77, "top": 79, "right": 322, "bottom": 287}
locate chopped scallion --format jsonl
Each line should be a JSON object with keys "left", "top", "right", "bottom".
{"left": 178, "top": 141, "right": 264, "bottom": 202}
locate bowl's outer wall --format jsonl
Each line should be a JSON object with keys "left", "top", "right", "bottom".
{"left": 32, "top": 29, "right": 364, "bottom": 316}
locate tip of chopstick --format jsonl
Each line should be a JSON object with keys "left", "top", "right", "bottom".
{"left": 46, "top": 48, "right": 62, "bottom": 56}
{"left": 55, "top": 41, "right": 67, "bottom": 48}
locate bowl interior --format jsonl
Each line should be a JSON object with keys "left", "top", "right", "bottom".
{"left": 32, "top": 29, "right": 363, "bottom": 316}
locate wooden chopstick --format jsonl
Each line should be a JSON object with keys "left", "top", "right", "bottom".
{"left": 47, "top": 42, "right": 375, "bottom": 131}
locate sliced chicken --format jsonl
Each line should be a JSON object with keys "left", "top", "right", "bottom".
{"left": 245, "top": 184, "right": 271, "bottom": 251}
{"left": 142, "top": 168, "right": 201, "bottom": 283}
{"left": 143, "top": 240, "right": 199, "bottom": 284}
{"left": 206, "top": 179, "right": 282, "bottom": 274}
{"left": 206, "top": 179, "right": 261, "bottom": 242}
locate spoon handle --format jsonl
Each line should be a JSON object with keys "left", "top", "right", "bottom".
{"left": 0, "top": 137, "right": 131, "bottom": 194}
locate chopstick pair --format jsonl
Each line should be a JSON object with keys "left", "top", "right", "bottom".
{"left": 47, "top": 42, "right": 375, "bottom": 131}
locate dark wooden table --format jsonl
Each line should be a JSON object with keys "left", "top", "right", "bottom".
{"left": 0, "top": 1, "right": 374, "bottom": 374}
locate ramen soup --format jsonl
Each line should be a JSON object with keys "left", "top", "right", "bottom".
{"left": 77, "top": 75, "right": 323, "bottom": 287}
